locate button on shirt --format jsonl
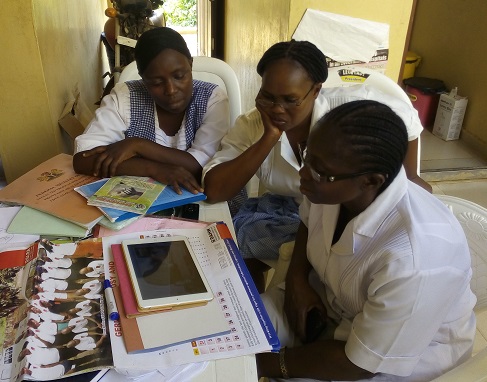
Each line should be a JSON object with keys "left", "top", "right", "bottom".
{"left": 300, "top": 168, "right": 476, "bottom": 380}
{"left": 202, "top": 85, "right": 423, "bottom": 200}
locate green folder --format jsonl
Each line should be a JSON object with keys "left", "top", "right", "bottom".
{"left": 7, "top": 206, "right": 90, "bottom": 237}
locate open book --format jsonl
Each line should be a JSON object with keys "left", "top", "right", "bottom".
{"left": 0, "top": 238, "right": 113, "bottom": 381}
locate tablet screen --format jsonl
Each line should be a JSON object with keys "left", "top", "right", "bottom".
{"left": 125, "top": 239, "right": 208, "bottom": 300}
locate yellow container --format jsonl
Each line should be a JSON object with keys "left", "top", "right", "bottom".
{"left": 403, "top": 51, "right": 422, "bottom": 80}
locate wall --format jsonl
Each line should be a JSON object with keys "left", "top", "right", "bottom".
{"left": 0, "top": 0, "right": 107, "bottom": 182}
{"left": 224, "top": 0, "right": 291, "bottom": 112}
{"left": 408, "top": 0, "right": 487, "bottom": 152}
{"left": 225, "top": 0, "right": 414, "bottom": 112}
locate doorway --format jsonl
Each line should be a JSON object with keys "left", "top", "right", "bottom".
{"left": 161, "top": 0, "right": 224, "bottom": 58}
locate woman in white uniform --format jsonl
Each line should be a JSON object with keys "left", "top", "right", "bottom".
{"left": 257, "top": 100, "right": 475, "bottom": 381}
{"left": 202, "top": 40, "right": 429, "bottom": 290}
{"left": 74, "top": 27, "right": 230, "bottom": 194}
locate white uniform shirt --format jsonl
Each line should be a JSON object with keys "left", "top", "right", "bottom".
{"left": 202, "top": 85, "right": 423, "bottom": 199}
{"left": 300, "top": 168, "right": 476, "bottom": 380}
{"left": 75, "top": 82, "right": 231, "bottom": 167}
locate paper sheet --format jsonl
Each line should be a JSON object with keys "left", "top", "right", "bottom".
{"left": 292, "top": 8, "right": 389, "bottom": 63}
{"left": 103, "top": 224, "right": 279, "bottom": 371}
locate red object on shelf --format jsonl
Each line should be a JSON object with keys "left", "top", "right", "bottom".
{"left": 404, "top": 77, "right": 446, "bottom": 130}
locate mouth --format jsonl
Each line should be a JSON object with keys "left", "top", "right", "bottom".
{"left": 270, "top": 116, "right": 288, "bottom": 127}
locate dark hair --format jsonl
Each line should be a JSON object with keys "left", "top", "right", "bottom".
{"left": 314, "top": 100, "right": 408, "bottom": 188}
{"left": 135, "top": 27, "right": 191, "bottom": 74}
{"left": 257, "top": 40, "right": 328, "bottom": 83}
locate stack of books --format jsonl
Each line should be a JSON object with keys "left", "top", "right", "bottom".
{"left": 0, "top": 154, "right": 206, "bottom": 237}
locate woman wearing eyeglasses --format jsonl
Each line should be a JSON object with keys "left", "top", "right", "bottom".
{"left": 202, "top": 40, "right": 428, "bottom": 291}
{"left": 257, "top": 100, "right": 475, "bottom": 382}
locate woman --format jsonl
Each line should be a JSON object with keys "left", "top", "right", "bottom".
{"left": 202, "top": 40, "right": 429, "bottom": 290}
{"left": 74, "top": 27, "right": 230, "bottom": 194}
{"left": 257, "top": 100, "right": 475, "bottom": 381}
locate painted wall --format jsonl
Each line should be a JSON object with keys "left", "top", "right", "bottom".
{"left": 0, "top": 0, "right": 107, "bottom": 182}
{"left": 225, "top": 1, "right": 414, "bottom": 112}
{"left": 224, "top": 0, "right": 290, "bottom": 112}
{"left": 408, "top": 0, "right": 487, "bottom": 152}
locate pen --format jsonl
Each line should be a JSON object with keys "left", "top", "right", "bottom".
{"left": 103, "top": 279, "right": 120, "bottom": 321}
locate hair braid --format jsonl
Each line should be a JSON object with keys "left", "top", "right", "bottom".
{"left": 257, "top": 40, "right": 328, "bottom": 83}
{"left": 317, "top": 100, "right": 408, "bottom": 188}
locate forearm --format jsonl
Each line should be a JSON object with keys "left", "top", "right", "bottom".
{"left": 286, "top": 222, "right": 312, "bottom": 284}
{"left": 257, "top": 340, "right": 374, "bottom": 381}
{"left": 204, "top": 133, "right": 279, "bottom": 203}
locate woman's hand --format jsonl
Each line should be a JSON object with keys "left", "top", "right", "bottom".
{"left": 284, "top": 275, "right": 327, "bottom": 343}
{"left": 255, "top": 99, "right": 284, "bottom": 138}
{"left": 151, "top": 163, "right": 203, "bottom": 195}
{"left": 82, "top": 138, "right": 142, "bottom": 177}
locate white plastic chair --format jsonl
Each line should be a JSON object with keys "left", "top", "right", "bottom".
{"left": 118, "top": 57, "right": 242, "bottom": 125}
{"left": 431, "top": 194, "right": 487, "bottom": 380}
{"left": 323, "top": 66, "right": 421, "bottom": 175}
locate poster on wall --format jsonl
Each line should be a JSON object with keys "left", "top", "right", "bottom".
{"left": 292, "top": 9, "right": 390, "bottom": 87}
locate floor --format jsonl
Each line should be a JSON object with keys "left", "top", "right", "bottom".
{"left": 420, "top": 129, "right": 487, "bottom": 209}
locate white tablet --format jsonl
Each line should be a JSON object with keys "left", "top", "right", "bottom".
{"left": 121, "top": 236, "right": 213, "bottom": 312}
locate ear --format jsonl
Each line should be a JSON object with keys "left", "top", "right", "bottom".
{"left": 361, "top": 173, "right": 387, "bottom": 191}
{"left": 312, "top": 83, "right": 322, "bottom": 99}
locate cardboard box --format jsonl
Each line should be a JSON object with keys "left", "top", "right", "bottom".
{"left": 432, "top": 89, "right": 468, "bottom": 141}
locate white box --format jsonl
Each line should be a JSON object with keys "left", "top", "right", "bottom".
{"left": 432, "top": 89, "right": 468, "bottom": 141}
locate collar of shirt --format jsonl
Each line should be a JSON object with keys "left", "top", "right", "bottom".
{"left": 279, "top": 90, "right": 331, "bottom": 171}
{"left": 332, "top": 168, "right": 408, "bottom": 255}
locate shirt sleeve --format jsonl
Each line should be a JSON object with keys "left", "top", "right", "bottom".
{"left": 345, "top": 253, "right": 473, "bottom": 376}
{"left": 74, "top": 83, "right": 129, "bottom": 153}
{"left": 186, "top": 86, "right": 231, "bottom": 166}
{"left": 201, "top": 109, "right": 263, "bottom": 185}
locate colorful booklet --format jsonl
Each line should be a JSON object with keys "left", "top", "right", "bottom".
{"left": 87, "top": 176, "right": 164, "bottom": 215}
{"left": 76, "top": 178, "right": 206, "bottom": 222}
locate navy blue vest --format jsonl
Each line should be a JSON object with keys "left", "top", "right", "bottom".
{"left": 125, "top": 79, "right": 217, "bottom": 150}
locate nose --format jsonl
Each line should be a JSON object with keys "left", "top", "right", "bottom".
{"left": 164, "top": 80, "right": 177, "bottom": 95}
{"left": 270, "top": 102, "right": 286, "bottom": 112}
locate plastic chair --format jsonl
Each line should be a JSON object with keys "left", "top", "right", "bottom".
{"left": 323, "top": 66, "right": 421, "bottom": 175}
{"left": 118, "top": 57, "right": 242, "bottom": 125}
{"left": 431, "top": 194, "right": 487, "bottom": 380}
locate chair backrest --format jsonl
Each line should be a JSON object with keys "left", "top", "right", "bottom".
{"left": 435, "top": 194, "right": 487, "bottom": 310}
{"left": 118, "top": 57, "right": 242, "bottom": 125}
{"left": 323, "top": 67, "right": 421, "bottom": 174}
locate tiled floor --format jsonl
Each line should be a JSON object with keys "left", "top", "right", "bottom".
{"left": 420, "top": 130, "right": 487, "bottom": 209}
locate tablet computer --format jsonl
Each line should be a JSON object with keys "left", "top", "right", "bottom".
{"left": 121, "top": 236, "right": 213, "bottom": 312}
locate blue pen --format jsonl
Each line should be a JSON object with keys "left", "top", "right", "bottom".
{"left": 104, "top": 279, "right": 120, "bottom": 321}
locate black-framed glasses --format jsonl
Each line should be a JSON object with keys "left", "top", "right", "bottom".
{"left": 298, "top": 143, "right": 377, "bottom": 183}
{"left": 256, "top": 84, "right": 315, "bottom": 110}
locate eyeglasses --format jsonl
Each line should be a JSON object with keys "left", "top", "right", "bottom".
{"left": 298, "top": 143, "right": 377, "bottom": 183}
{"left": 256, "top": 84, "right": 315, "bottom": 110}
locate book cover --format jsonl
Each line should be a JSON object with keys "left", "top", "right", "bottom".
{"left": 76, "top": 178, "right": 206, "bottom": 222}
{"left": 7, "top": 206, "right": 91, "bottom": 237}
{"left": 0, "top": 238, "right": 114, "bottom": 381}
{"left": 87, "top": 176, "right": 165, "bottom": 215}
{"left": 108, "top": 243, "right": 230, "bottom": 353}
{"left": 0, "top": 154, "right": 103, "bottom": 229}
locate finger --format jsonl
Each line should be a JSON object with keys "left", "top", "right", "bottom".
{"left": 82, "top": 147, "right": 106, "bottom": 158}
{"left": 171, "top": 180, "right": 183, "bottom": 195}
